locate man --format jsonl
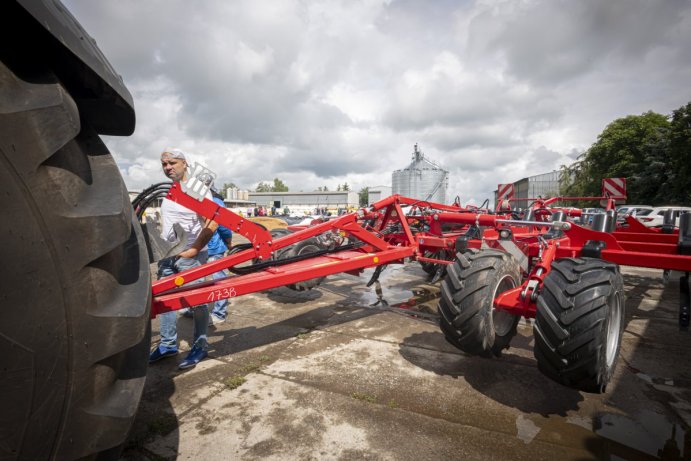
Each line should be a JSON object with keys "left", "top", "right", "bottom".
{"left": 210, "top": 186, "right": 233, "bottom": 322}
{"left": 150, "top": 147, "right": 218, "bottom": 369}
{"left": 183, "top": 183, "right": 232, "bottom": 323}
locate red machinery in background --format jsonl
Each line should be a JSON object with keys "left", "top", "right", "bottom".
{"left": 139, "top": 166, "right": 691, "bottom": 394}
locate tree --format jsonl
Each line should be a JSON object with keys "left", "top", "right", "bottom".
{"left": 358, "top": 187, "right": 369, "bottom": 206}
{"left": 342, "top": 182, "right": 351, "bottom": 191}
{"left": 222, "top": 182, "right": 237, "bottom": 191}
{"left": 561, "top": 111, "right": 671, "bottom": 205}
{"left": 272, "top": 177, "right": 288, "bottom": 192}
{"left": 255, "top": 178, "right": 289, "bottom": 192}
{"left": 669, "top": 102, "right": 691, "bottom": 204}
{"left": 256, "top": 181, "right": 271, "bottom": 192}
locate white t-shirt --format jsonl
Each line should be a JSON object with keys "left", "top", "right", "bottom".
{"left": 160, "top": 190, "right": 212, "bottom": 251}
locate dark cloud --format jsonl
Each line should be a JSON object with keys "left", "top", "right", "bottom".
{"left": 64, "top": 0, "right": 691, "bottom": 199}
{"left": 474, "top": 0, "right": 691, "bottom": 86}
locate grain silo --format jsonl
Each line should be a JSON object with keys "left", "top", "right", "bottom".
{"left": 392, "top": 144, "right": 448, "bottom": 203}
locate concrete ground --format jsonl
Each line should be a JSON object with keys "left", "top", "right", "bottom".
{"left": 123, "top": 263, "right": 691, "bottom": 460}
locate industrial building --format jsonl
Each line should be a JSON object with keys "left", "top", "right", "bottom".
{"left": 224, "top": 187, "right": 256, "bottom": 209}
{"left": 392, "top": 144, "right": 448, "bottom": 204}
{"left": 368, "top": 185, "right": 392, "bottom": 205}
{"left": 494, "top": 170, "right": 562, "bottom": 210}
{"left": 248, "top": 190, "right": 359, "bottom": 215}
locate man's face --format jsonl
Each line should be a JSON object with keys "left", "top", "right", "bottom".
{"left": 161, "top": 157, "right": 187, "bottom": 182}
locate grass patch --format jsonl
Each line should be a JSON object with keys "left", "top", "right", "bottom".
{"left": 387, "top": 399, "right": 398, "bottom": 409}
{"left": 240, "top": 362, "right": 261, "bottom": 373}
{"left": 224, "top": 375, "right": 247, "bottom": 390}
{"left": 295, "top": 332, "right": 308, "bottom": 340}
{"left": 259, "top": 355, "right": 271, "bottom": 363}
{"left": 351, "top": 392, "right": 377, "bottom": 404}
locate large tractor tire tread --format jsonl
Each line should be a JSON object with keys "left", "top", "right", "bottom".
{"left": 534, "top": 257, "right": 625, "bottom": 393}
{"left": 438, "top": 248, "right": 522, "bottom": 358}
{"left": 0, "top": 61, "right": 150, "bottom": 459}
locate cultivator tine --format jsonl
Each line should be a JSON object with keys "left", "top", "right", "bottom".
{"left": 430, "top": 252, "right": 447, "bottom": 284}
{"left": 370, "top": 280, "right": 388, "bottom": 307}
{"left": 367, "top": 264, "right": 386, "bottom": 287}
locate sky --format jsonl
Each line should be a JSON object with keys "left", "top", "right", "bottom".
{"left": 63, "top": 0, "right": 691, "bottom": 205}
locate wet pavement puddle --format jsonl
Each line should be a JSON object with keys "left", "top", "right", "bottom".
{"left": 595, "top": 410, "right": 688, "bottom": 460}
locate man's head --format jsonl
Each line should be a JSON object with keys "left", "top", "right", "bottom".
{"left": 160, "top": 147, "right": 187, "bottom": 182}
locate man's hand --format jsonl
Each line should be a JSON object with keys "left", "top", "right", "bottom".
{"left": 178, "top": 247, "right": 199, "bottom": 259}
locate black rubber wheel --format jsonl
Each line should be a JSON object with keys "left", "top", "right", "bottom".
{"left": 533, "top": 257, "right": 625, "bottom": 393}
{"left": 438, "top": 248, "right": 522, "bottom": 357}
{"left": 285, "top": 238, "right": 327, "bottom": 291}
{"left": 269, "top": 228, "right": 291, "bottom": 239}
{"left": 419, "top": 250, "right": 441, "bottom": 275}
{"left": 0, "top": 62, "right": 151, "bottom": 459}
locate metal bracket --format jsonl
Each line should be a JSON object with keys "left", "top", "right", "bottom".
{"left": 520, "top": 279, "right": 539, "bottom": 301}
{"left": 581, "top": 240, "right": 607, "bottom": 259}
{"left": 180, "top": 162, "right": 216, "bottom": 201}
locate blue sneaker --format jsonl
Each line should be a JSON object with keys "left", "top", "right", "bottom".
{"left": 180, "top": 308, "right": 193, "bottom": 318}
{"left": 178, "top": 345, "right": 208, "bottom": 370}
{"left": 209, "top": 314, "right": 226, "bottom": 325}
{"left": 149, "top": 345, "right": 178, "bottom": 363}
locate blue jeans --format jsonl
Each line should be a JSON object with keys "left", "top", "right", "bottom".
{"left": 208, "top": 253, "right": 229, "bottom": 320}
{"left": 157, "top": 251, "right": 209, "bottom": 350}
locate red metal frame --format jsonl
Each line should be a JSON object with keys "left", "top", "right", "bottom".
{"left": 151, "top": 183, "right": 691, "bottom": 322}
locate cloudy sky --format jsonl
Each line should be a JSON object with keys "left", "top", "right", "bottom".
{"left": 64, "top": 0, "right": 691, "bottom": 205}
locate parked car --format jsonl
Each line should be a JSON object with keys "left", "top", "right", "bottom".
{"left": 580, "top": 207, "right": 604, "bottom": 225}
{"left": 615, "top": 205, "right": 654, "bottom": 223}
{"left": 638, "top": 206, "right": 691, "bottom": 227}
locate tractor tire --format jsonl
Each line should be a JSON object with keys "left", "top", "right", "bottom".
{"left": 438, "top": 248, "right": 522, "bottom": 357}
{"left": 533, "top": 257, "right": 624, "bottom": 393}
{"left": 285, "top": 238, "right": 327, "bottom": 291}
{"left": 0, "top": 60, "right": 151, "bottom": 459}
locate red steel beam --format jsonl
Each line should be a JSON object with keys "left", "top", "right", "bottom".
{"left": 152, "top": 246, "right": 414, "bottom": 315}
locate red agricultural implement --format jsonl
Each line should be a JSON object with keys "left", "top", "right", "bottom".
{"left": 138, "top": 166, "right": 691, "bottom": 394}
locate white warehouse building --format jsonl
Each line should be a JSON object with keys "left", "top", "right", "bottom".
{"left": 368, "top": 185, "right": 392, "bottom": 205}
{"left": 248, "top": 191, "right": 359, "bottom": 214}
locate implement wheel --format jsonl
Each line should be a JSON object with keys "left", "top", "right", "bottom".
{"left": 419, "top": 250, "right": 440, "bottom": 275}
{"left": 285, "top": 238, "right": 327, "bottom": 291}
{"left": 534, "top": 258, "right": 625, "bottom": 393}
{"left": 439, "top": 249, "right": 522, "bottom": 357}
{"left": 0, "top": 60, "right": 150, "bottom": 458}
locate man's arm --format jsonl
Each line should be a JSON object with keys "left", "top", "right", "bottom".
{"left": 178, "top": 217, "right": 219, "bottom": 259}
{"left": 217, "top": 223, "right": 233, "bottom": 248}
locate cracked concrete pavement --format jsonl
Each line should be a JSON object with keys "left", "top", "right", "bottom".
{"left": 123, "top": 263, "right": 691, "bottom": 460}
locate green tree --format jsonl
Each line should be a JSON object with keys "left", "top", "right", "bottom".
{"left": 561, "top": 111, "right": 670, "bottom": 204}
{"left": 256, "top": 178, "right": 289, "bottom": 192}
{"left": 358, "top": 187, "right": 369, "bottom": 206}
{"left": 272, "top": 177, "right": 288, "bottom": 192}
{"left": 342, "top": 182, "right": 351, "bottom": 191}
{"left": 256, "top": 181, "right": 271, "bottom": 192}
{"left": 222, "top": 182, "right": 237, "bottom": 191}
{"left": 669, "top": 102, "right": 691, "bottom": 204}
